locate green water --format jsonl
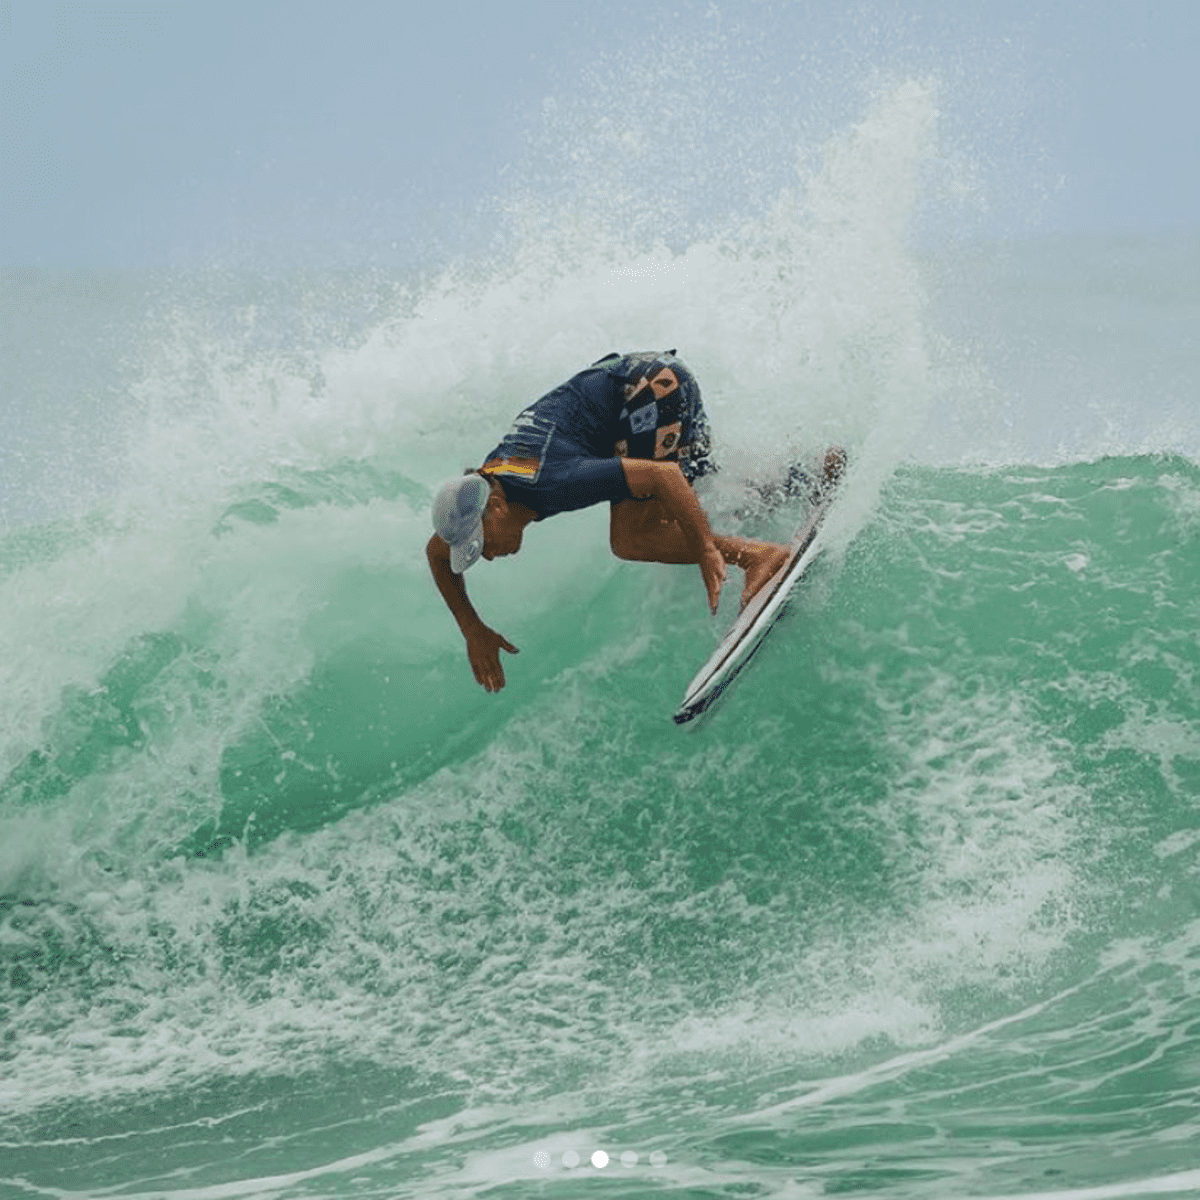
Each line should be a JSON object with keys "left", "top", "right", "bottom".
{"left": 2, "top": 455, "right": 1198, "bottom": 1198}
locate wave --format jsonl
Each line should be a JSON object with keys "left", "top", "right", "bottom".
{"left": 2, "top": 452, "right": 1197, "bottom": 1117}
{"left": 2, "top": 76, "right": 1198, "bottom": 1197}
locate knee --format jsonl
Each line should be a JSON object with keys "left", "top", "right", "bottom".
{"left": 610, "top": 522, "right": 640, "bottom": 561}
{"left": 611, "top": 494, "right": 671, "bottom": 562}
{"left": 610, "top": 510, "right": 654, "bottom": 562}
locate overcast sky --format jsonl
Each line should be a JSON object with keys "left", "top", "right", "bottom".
{"left": 3, "top": 0, "right": 1199, "bottom": 268}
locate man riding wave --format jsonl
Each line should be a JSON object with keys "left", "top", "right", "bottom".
{"left": 426, "top": 351, "right": 842, "bottom": 692}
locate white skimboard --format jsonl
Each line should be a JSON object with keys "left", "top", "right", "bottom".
{"left": 673, "top": 487, "right": 838, "bottom": 725}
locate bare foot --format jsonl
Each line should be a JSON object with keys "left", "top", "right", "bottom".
{"left": 740, "top": 543, "right": 789, "bottom": 610}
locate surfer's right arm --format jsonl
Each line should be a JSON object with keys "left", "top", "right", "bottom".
{"left": 616, "top": 458, "right": 727, "bottom": 614}
{"left": 426, "top": 535, "right": 519, "bottom": 693}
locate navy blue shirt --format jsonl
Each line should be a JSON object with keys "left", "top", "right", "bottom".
{"left": 480, "top": 352, "right": 712, "bottom": 519}
{"left": 480, "top": 363, "right": 632, "bottom": 518}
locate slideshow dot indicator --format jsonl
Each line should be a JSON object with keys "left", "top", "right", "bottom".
{"left": 562, "top": 1150, "right": 580, "bottom": 1168}
{"left": 533, "top": 1151, "right": 550, "bottom": 1169}
{"left": 591, "top": 1150, "right": 609, "bottom": 1168}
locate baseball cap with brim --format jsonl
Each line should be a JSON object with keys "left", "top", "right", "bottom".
{"left": 432, "top": 474, "right": 490, "bottom": 574}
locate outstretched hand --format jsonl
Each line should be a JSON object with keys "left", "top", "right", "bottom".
{"left": 465, "top": 623, "right": 520, "bottom": 692}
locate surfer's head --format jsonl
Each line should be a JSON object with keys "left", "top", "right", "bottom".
{"left": 432, "top": 472, "right": 528, "bottom": 570}
{"left": 479, "top": 476, "right": 526, "bottom": 560}
{"left": 431, "top": 474, "right": 490, "bottom": 573}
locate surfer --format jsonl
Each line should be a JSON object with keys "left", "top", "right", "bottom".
{"left": 426, "top": 351, "right": 841, "bottom": 692}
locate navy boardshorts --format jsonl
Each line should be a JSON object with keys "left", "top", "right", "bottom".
{"left": 480, "top": 351, "right": 716, "bottom": 519}
{"left": 603, "top": 350, "right": 716, "bottom": 483}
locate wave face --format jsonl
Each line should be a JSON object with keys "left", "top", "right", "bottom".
{"left": 3, "top": 78, "right": 1200, "bottom": 1199}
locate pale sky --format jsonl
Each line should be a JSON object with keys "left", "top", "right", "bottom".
{"left": 3, "top": 0, "right": 1199, "bottom": 267}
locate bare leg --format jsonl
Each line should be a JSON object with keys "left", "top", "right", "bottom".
{"left": 611, "top": 498, "right": 787, "bottom": 608}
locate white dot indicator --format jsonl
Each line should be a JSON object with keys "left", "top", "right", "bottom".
{"left": 533, "top": 1151, "right": 550, "bottom": 1169}
{"left": 562, "top": 1150, "right": 579, "bottom": 1168}
{"left": 650, "top": 1149, "right": 668, "bottom": 1167}
{"left": 591, "top": 1150, "right": 609, "bottom": 1168}
{"left": 621, "top": 1150, "right": 639, "bottom": 1167}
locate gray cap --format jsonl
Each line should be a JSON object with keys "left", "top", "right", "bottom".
{"left": 432, "top": 474, "right": 490, "bottom": 573}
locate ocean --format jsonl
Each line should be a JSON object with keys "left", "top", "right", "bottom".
{"left": 2, "top": 81, "right": 1199, "bottom": 1199}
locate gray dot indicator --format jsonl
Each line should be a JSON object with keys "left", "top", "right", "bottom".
{"left": 621, "top": 1150, "right": 639, "bottom": 1167}
{"left": 533, "top": 1151, "right": 550, "bottom": 1169}
{"left": 562, "top": 1150, "right": 580, "bottom": 1168}
{"left": 649, "top": 1149, "right": 668, "bottom": 1167}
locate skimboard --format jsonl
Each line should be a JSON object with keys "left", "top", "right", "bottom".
{"left": 673, "top": 485, "right": 839, "bottom": 725}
